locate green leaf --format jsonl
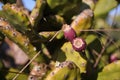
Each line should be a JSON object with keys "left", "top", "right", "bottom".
{"left": 82, "top": 0, "right": 96, "bottom": 10}
{"left": 47, "top": 0, "right": 68, "bottom": 9}
{"left": 94, "top": 0, "right": 118, "bottom": 17}
{"left": 46, "top": 0, "right": 82, "bottom": 22}
{"left": 97, "top": 60, "right": 120, "bottom": 80}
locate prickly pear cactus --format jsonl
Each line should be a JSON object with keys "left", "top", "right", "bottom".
{"left": 61, "top": 42, "right": 87, "bottom": 73}
{"left": 97, "top": 60, "right": 120, "bottom": 80}
{"left": 0, "top": 0, "right": 120, "bottom": 80}
{"left": 44, "top": 61, "right": 81, "bottom": 80}
{"left": 2, "top": 3, "right": 30, "bottom": 33}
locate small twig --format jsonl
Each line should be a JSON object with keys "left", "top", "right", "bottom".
{"left": 79, "top": 28, "right": 120, "bottom": 32}
{"left": 1, "top": 70, "right": 26, "bottom": 74}
{"left": 92, "top": 49, "right": 110, "bottom": 66}
{"left": 93, "top": 39, "right": 112, "bottom": 68}
{"left": 49, "top": 30, "right": 61, "bottom": 42}
{"left": 49, "top": 28, "right": 120, "bottom": 42}
{"left": 94, "top": 30, "right": 120, "bottom": 52}
{"left": 92, "top": 49, "right": 99, "bottom": 56}
{"left": 105, "top": 32, "right": 120, "bottom": 52}
{"left": 12, "top": 29, "right": 61, "bottom": 80}
{"left": 12, "top": 51, "right": 41, "bottom": 80}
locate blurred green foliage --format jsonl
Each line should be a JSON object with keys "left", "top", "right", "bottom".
{"left": 0, "top": 0, "right": 120, "bottom": 80}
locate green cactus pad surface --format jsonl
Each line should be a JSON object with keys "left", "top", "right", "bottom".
{"left": 6, "top": 68, "right": 28, "bottom": 80}
{"left": 61, "top": 42, "right": 87, "bottom": 73}
{"left": 46, "top": 0, "right": 82, "bottom": 22}
{"left": 71, "top": 9, "right": 93, "bottom": 36}
{"left": 2, "top": 3, "right": 30, "bottom": 33}
{"left": 97, "top": 60, "right": 120, "bottom": 80}
{"left": 30, "top": 0, "right": 46, "bottom": 27}
{"left": 94, "top": 0, "right": 118, "bottom": 17}
{"left": 0, "top": 18, "right": 39, "bottom": 60}
{"left": 45, "top": 61, "right": 81, "bottom": 80}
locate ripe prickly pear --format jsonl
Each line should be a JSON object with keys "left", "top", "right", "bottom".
{"left": 72, "top": 37, "right": 86, "bottom": 52}
{"left": 63, "top": 24, "right": 76, "bottom": 42}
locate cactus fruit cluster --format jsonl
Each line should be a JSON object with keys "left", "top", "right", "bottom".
{"left": 0, "top": 0, "right": 120, "bottom": 80}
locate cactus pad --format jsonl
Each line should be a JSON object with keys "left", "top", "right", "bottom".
{"left": 61, "top": 42, "right": 87, "bottom": 73}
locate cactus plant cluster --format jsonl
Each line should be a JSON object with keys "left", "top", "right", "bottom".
{"left": 0, "top": 0, "right": 120, "bottom": 80}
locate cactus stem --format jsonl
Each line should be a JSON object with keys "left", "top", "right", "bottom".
{"left": 30, "top": 0, "right": 46, "bottom": 27}
{"left": 0, "top": 17, "right": 41, "bottom": 59}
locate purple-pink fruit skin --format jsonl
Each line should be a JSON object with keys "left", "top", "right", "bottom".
{"left": 72, "top": 37, "right": 86, "bottom": 52}
{"left": 63, "top": 24, "right": 76, "bottom": 42}
{"left": 110, "top": 54, "right": 118, "bottom": 62}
